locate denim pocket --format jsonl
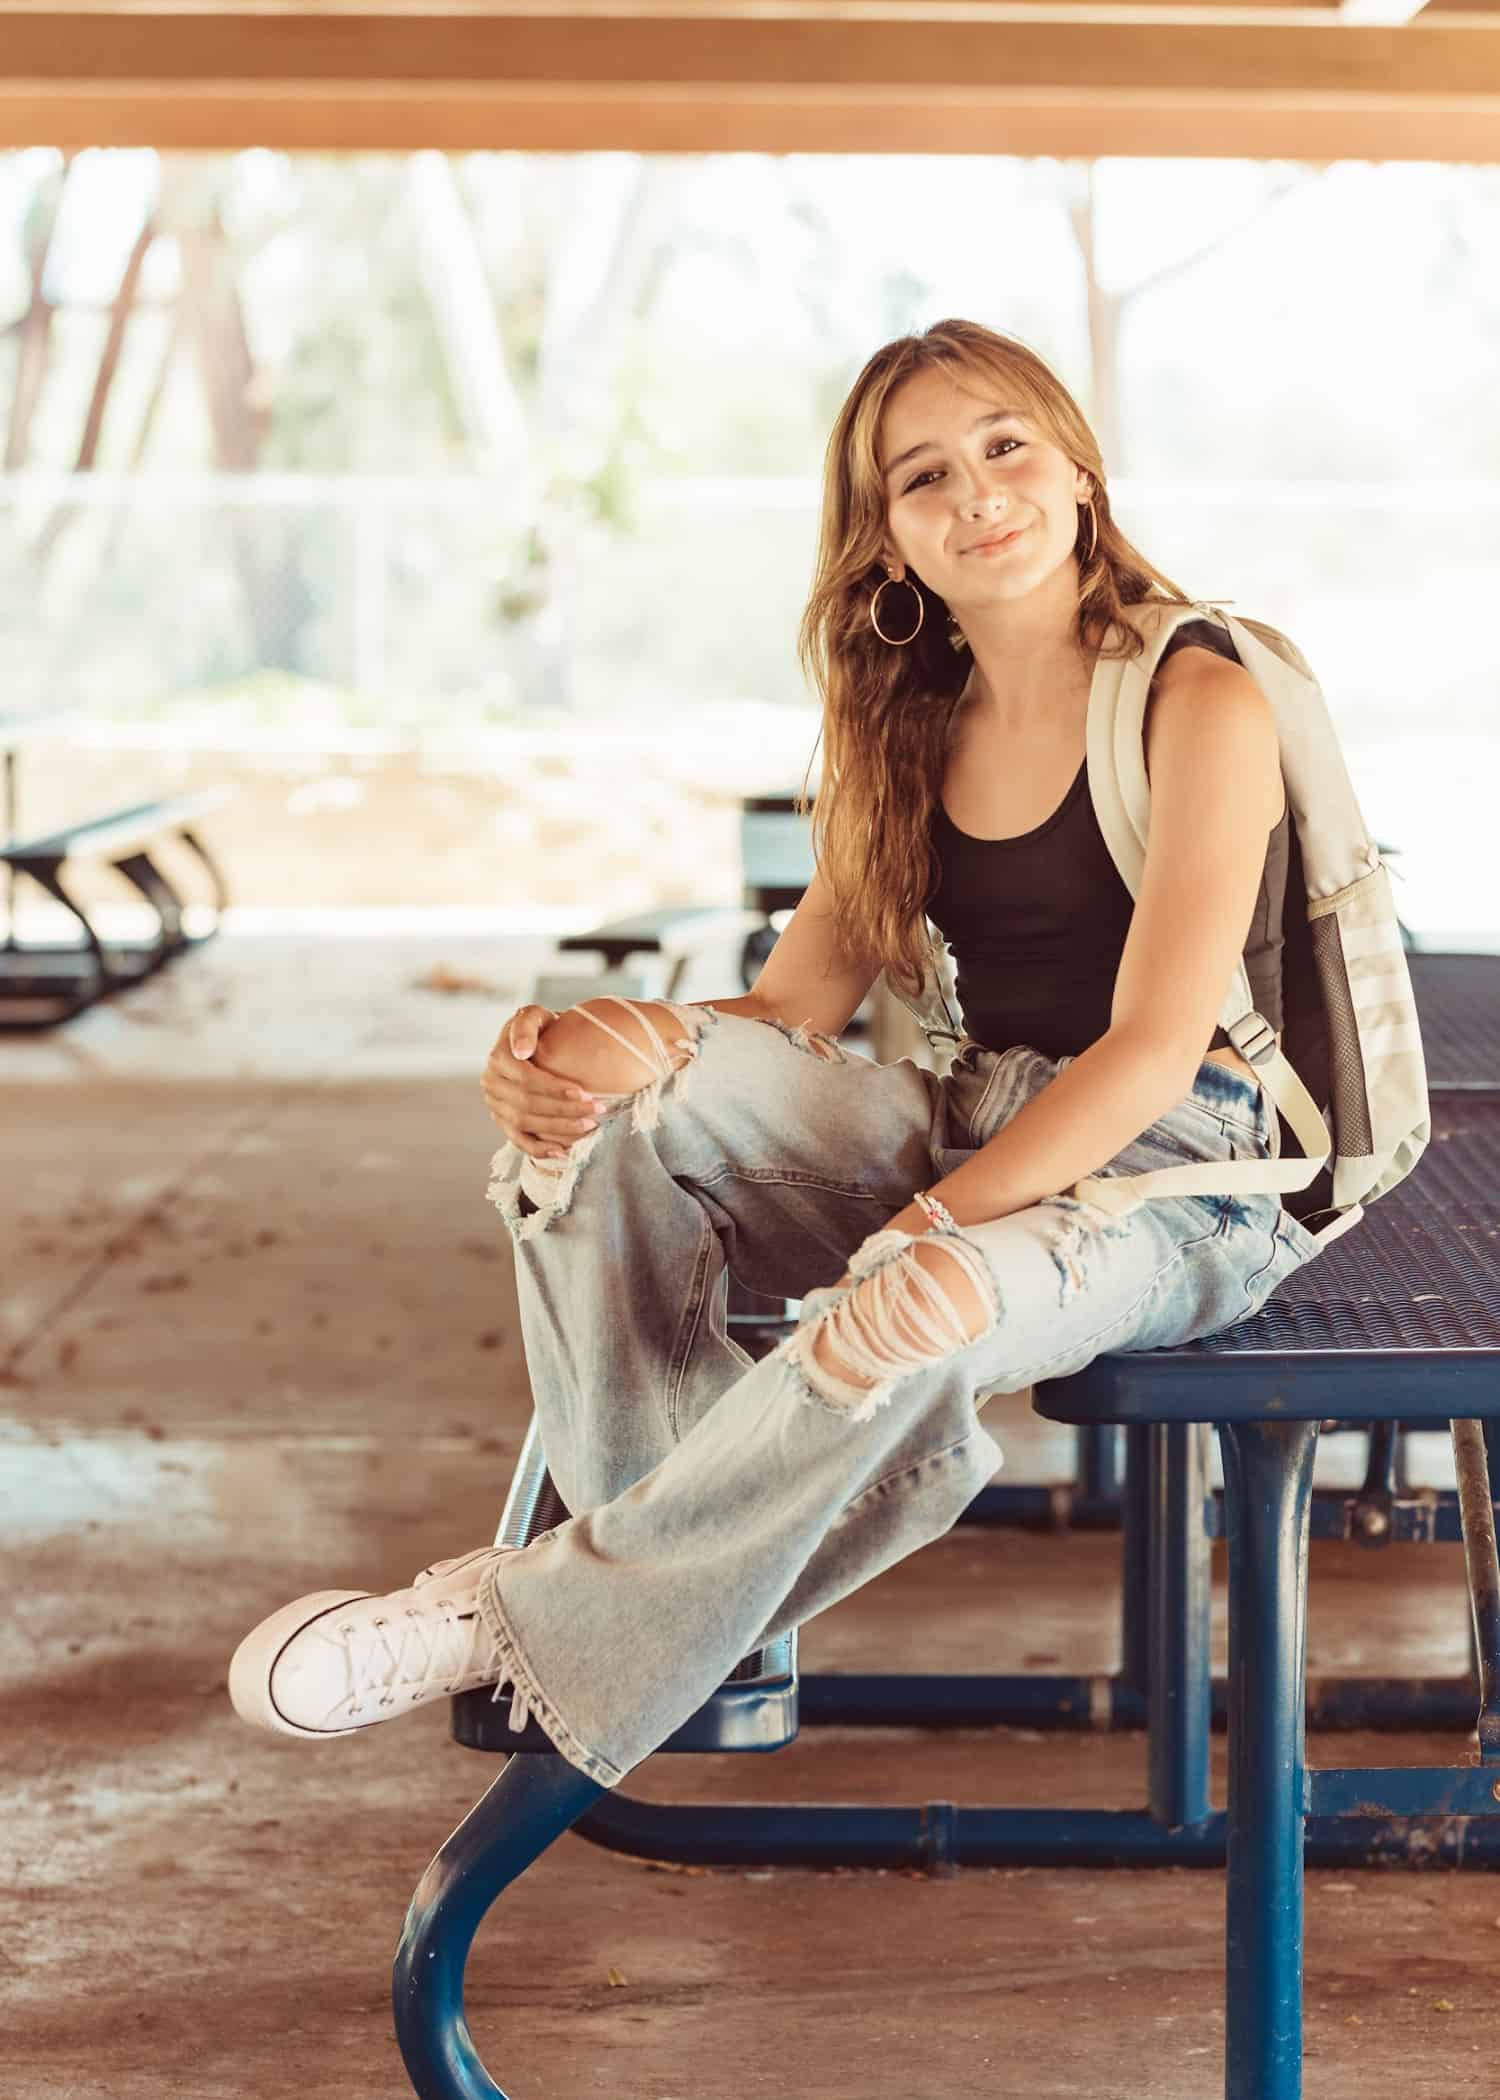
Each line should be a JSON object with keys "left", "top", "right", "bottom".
{"left": 1181, "top": 1082, "right": 1267, "bottom": 1150}
{"left": 1228, "top": 1206, "right": 1322, "bottom": 1324}
{"left": 1177, "top": 1096, "right": 1230, "bottom": 1143}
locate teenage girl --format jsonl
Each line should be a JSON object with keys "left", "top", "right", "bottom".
{"left": 229, "top": 318, "right": 1311, "bottom": 1783}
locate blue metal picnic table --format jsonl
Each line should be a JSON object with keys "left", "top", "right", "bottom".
{"left": 392, "top": 1085, "right": 1500, "bottom": 2100}
{"left": 0, "top": 708, "right": 231, "bottom": 1028}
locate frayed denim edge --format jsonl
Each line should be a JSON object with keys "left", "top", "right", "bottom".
{"left": 475, "top": 1562, "right": 627, "bottom": 1790}
{"left": 486, "top": 999, "right": 720, "bottom": 1244}
{"left": 1040, "top": 1193, "right": 1143, "bottom": 1308}
{"left": 752, "top": 1013, "right": 849, "bottom": 1065}
{"left": 773, "top": 1220, "right": 1004, "bottom": 1426}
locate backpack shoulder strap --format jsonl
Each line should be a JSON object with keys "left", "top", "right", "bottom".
{"left": 1072, "top": 600, "right": 1338, "bottom": 1225}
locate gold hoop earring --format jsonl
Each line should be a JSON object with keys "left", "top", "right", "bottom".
{"left": 1078, "top": 497, "right": 1098, "bottom": 566}
{"left": 870, "top": 574, "right": 925, "bottom": 647}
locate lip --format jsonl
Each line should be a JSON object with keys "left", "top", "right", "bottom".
{"left": 964, "top": 525, "right": 1026, "bottom": 555}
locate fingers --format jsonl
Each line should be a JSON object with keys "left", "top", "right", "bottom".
{"left": 482, "top": 1002, "right": 602, "bottom": 1159}
{"left": 505, "top": 1003, "right": 555, "bottom": 1061}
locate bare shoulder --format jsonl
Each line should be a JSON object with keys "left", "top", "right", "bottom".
{"left": 1147, "top": 641, "right": 1277, "bottom": 744}
{"left": 1144, "top": 644, "right": 1284, "bottom": 827}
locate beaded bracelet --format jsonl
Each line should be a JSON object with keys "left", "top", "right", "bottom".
{"left": 912, "top": 1188, "right": 958, "bottom": 1232}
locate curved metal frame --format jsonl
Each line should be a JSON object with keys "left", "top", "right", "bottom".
{"left": 393, "top": 1757, "right": 606, "bottom": 2100}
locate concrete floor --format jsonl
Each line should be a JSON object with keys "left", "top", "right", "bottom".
{"left": 6, "top": 931, "right": 1500, "bottom": 2099}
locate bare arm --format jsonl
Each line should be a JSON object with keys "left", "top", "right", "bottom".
{"left": 689, "top": 861, "right": 881, "bottom": 1034}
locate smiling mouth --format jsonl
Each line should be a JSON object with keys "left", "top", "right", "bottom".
{"left": 966, "top": 526, "right": 1025, "bottom": 554}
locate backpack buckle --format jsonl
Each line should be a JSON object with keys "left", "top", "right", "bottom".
{"left": 1226, "top": 1012, "right": 1278, "bottom": 1067}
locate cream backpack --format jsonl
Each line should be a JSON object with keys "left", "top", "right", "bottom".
{"left": 898, "top": 596, "right": 1431, "bottom": 1252}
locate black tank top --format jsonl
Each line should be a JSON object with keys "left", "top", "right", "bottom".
{"left": 928, "top": 619, "right": 1290, "bottom": 1060}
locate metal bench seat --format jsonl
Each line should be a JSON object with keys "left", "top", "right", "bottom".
{"left": 5, "top": 784, "right": 231, "bottom": 866}
{"left": 556, "top": 904, "right": 763, "bottom": 998}
{"left": 0, "top": 784, "right": 232, "bottom": 1029}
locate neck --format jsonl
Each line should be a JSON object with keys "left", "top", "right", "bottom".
{"left": 959, "top": 625, "right": 1097, "bottom": 733}
{"left": 952, "top": 579, "right": 1101, "bottom": 729}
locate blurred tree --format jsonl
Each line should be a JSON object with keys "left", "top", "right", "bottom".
{"left": 3, "top": 151, "right": 76, "bottom": 470}
{"left": 1058, "top": 158, "right": 1320, "bottom": 474}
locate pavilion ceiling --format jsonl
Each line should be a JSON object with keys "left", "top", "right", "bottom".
{"left": 1, "top": 1, "right": 1497, "bottom": 160}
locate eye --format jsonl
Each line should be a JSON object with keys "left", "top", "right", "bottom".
{"left": 903, "top": 438, "right": 1022, "bottom": 495}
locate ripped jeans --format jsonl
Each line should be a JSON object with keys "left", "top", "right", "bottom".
{"left": 478, "top": 999, "right": 1322, "bottom": 1790}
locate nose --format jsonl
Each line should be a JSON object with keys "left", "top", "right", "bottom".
{"left": 958, "top": 474, "right": 1008, "bottom": 517}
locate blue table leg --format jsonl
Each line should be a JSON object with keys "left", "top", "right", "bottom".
{"left": 1119, "top": 1423, "right": 1153, "bottom": 1708}
{"left": 1219, "top": 1419, "right": 1320, "bottom": 2100}
{"left": 1149, "top": 1423, "right": 1213, "bottom": 1831}
{"left": 1452, "top": 1419, "right": 1500, "bottom": 1759}
{"left": 393, "top": 1753, "right": 606, "bottom": 2100}
{"left": 1079, "top": 1422, "right": 1124, "bottom": 1507}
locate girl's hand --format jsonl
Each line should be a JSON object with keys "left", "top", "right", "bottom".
{"left": 480, "top": 1004, "right": 601, "bottom": 1160}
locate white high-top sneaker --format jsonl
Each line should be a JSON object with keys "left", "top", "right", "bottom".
{"left": 411, "top": 1543, "right": 517, "bottom": 1588}
{"left": 227, "top": 1547, "right": 525, "bottom": 1740}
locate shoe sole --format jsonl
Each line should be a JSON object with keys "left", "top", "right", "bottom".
{"left": 228, "top": 1589, "right": 372, "bottom": 1739}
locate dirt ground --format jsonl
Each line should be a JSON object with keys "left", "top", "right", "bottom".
{"left": 5, "top": 930, "right": 1500, "bottom": 2100}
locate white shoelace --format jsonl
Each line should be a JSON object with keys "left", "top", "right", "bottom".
{"left": 342, "top": 1599, "right": 531, "bottom": 1730}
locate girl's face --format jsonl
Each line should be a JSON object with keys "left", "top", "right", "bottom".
{"left": 877, "top": 367, "right": 1091, "bottom": 612}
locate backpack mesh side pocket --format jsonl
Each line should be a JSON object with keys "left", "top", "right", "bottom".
{"left": 1307, "top": 910, "right": 1375, "bottom": 1157}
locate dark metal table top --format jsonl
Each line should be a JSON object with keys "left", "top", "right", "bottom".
{"left": 1409, "top": 950, "right": 1500, "bottom": 1091}
{"left": 1037, "top": 1092, "right": 1500, "bottom": 1426}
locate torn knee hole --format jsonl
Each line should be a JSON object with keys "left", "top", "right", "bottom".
{"left": 536, "top": 994, "right": 704, "bottom": 1097}
{"left": 783, "top": 1234, "right": 998, "bottom": 1418}
{"left": 537, "top": 993, "right": 717, "bottom": 1140}
{"left": 486, "top": 998, "right": 717, "bottom": 1239}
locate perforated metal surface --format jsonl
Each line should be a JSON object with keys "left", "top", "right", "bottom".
{"left": 1201, "top": 1094, "right": 1498, "bottom": 1356}
{"left": 1038, "top": 1093, "right": 1500, "bottom": 1423}
{"left": 1409, "top": 951, "right": 1500, "bottom": 1091}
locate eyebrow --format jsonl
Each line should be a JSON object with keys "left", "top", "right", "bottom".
{"left": 881, "top": 408, "right": 1027, "bottom": 483}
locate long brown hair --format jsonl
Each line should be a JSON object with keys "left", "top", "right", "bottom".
{"left": 794, "top": 318, "right": 1197, "bottom": 1004}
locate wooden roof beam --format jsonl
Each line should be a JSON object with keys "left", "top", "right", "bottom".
{"left": 1, "top": 7, "right": 1498, "bottom": 161}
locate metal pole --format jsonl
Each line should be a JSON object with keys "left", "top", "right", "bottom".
{"left": 1148, "top": 1422, "right": 1213, "bottom": 1830}
{"left": 1118, "top": 1424, "right": 1152, "bottom": 1706}
{"left": 1219, "top": 1419, "right": 1320, "bottom": 2100}
{"left": 1450, "top": 1418, "right": 1500, "bottom": 1761}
